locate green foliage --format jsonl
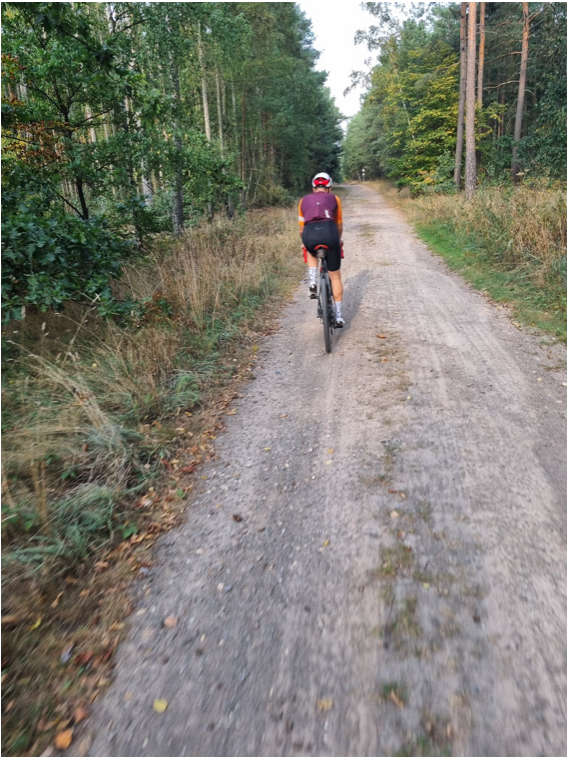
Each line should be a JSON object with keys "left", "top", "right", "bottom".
{"left": 344, "top": 2, "right": 567, "bottom": 189}
{"left": 1, "top": 1, "right": 341, "bottom": 314}
{"left": 344, "top": 17, "right": 458, "bottom": 192}
{"left": 3, "top": 486, "right": 118, "bottom": 570}
{"left": 2, "top": 189, "right": 133, "bottom": 316}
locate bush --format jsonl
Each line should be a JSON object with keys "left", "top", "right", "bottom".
{"left": 2, "top": 205, "right": 134, "bottom": 318}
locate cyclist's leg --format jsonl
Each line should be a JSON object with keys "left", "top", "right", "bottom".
{"left": 302, "top": 225, "right": 321, "bottom": 296}
{"left": 324, "top": 229, "right": 342, "bottom": 302}
{"left": 324, "top": 230, "right": 344, "bottom": 325}
{"left": 329, "top": 269, "right": 343, "bottom": 302}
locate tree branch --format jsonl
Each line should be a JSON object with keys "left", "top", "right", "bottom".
{"left": 54, "top": 190, "right": 84, "bottom": 217}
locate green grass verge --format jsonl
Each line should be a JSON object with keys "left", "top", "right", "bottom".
{"left": 415, "top": 221, "right": 566, "bottom": 341}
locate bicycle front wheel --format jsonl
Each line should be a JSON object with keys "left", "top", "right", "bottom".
{"left": 320, "top": 274, "right": 332, "bottom": 353}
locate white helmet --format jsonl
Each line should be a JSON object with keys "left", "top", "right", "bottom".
{"left": 312, "top": 172, "right": 333, "bottom": 188}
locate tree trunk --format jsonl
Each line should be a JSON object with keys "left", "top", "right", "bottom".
{"left": 454, "top": 3, "right": 467, "bottom": 190}
{"left": 75, "top": 176, "right": 89, "bottom": 220}
{"left": 171, "top": 60, "right": 184, "bottom": 235}
{"left": 511, "top": 2, "right": 529, "bottom": 182}
{"left": 165, "top": 11, "right": 184, "bottom": 235}
{"left": 197, "top": 22, "right": 211, "bottom": 143}
{"left": 477, "top": 2, "right": 485, "bottom": 107}
{"left": 464, "top": 2, "right": 477, "bottom": 199}
{"left": 215, "top": 68, "right": 224, "bottom": 154}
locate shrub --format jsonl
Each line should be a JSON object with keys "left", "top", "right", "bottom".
{"left": 1, "top": 205, "right": 134, "bottom": 318}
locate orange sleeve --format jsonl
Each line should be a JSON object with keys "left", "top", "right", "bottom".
{"left": 335, "top": 195, "right": 343, "bottom": 231}
{"left": 298, "top": 199, "right": 305, "bottom": 233}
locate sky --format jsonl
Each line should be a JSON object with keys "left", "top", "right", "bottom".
{"left": 296, "top": 0, "right": 374, "bottom": 130}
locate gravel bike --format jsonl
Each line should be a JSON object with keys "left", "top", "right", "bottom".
{"left": 314, "top": 245, "right": 336, "bottom": 353}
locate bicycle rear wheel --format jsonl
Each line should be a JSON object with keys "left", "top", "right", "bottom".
{"left": 320, "top": 273, "right": 332, "bottom": 353}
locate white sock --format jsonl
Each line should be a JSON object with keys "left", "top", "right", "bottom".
{"left": 335, "top": 301, "right": 343, "bottom": 318}
{"left": 308, "top": 267, "right": 317, "bottom": 286}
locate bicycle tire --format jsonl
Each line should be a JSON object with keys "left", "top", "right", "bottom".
{"left": 320, "top": 273, "right": 332, "bottom": 353}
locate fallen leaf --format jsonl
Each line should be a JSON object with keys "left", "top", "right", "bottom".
{"left": 73, "top": 706, "right": 89, "bottom": 724}
{"left": 153, "top": 698, "right": 168, "bottom": 713}
{"left": 54, "top": 729, "right": 73, "bottom": 750}
{"left": 232, "top": 514, "right": 243, "bottom": 522}
{"left": 279, "top": 413, "right": 288, "bottom": 418}
{"left": 226, "top": 409, "right": 237, "bottom": 416}
{"left": 51, "top": 592, "right": 64, "bottom": 609}
{"left": 163, "top": 616, "right": 177, "bottom": 628}
{"left": 390, "top": 510, "right": 399, "bottom": 519}
{"left": 317, "top": 698, "right": 333, "bottom": 712}
{"left": 322, "top": 539, "right": 330, "bottom": 548}
{"left": 376, "top": 334, "right": 387, "bottom": 339}
{"left": 30, "top": 616, "right": 42, "bottom": 631}
{"left": 263, "top": 447, "right": 271, "bottom": 452}
{"left": 327, "top": 447, "right": 334, "bottom": 454}
{"left": 389, "top": 690, "right": 405, "bottom": 709}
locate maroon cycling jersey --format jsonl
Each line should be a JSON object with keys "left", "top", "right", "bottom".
{"left": 298, "top": 192, "right": 340, "bottom": 226}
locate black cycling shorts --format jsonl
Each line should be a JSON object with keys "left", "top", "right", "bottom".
{"left": 302, "top": 221, "right": 341, "bottom": 272}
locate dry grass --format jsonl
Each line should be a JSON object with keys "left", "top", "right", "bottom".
{"left": 409, "top": 180, "right": 566, "bottom": 280}
{"left": 2, "top": 206, "right": 301, "bottom": 572}
{"left": 1, "top": 205, "right": 303, "bottom": 755}
{"left": 373, "top": 178, "right": 566, "bottom": 283}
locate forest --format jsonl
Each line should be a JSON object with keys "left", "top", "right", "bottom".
{"left": 343, "top": 2, "right": 566, "bottom": 192}
{"left": 2, "top": 1, "right": 342, "bottom": 316}
{"left": 344, "top": 1, "right": 566, "bottom": 339}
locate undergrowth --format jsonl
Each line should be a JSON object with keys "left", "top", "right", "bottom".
{"left": 1, "top": 206, "right": 302, "bottom": 755}
{"left": 2, "top": 207, "right": 301, "bottom": 577}
{"left": 373, "top": 179, "right": 566, "bottom": 340}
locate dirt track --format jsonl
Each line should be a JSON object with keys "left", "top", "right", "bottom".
{"left": 85, "top": 183, "right": 566, "bottom": 756}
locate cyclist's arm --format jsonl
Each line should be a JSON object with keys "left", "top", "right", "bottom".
{"left": 298, "top": 199, "right": 305, "bottom": 237}
{"left": 335, "top": 195, "right": 343, "bottom": 240}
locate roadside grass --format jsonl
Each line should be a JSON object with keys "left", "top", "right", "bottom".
{"left": 372, "top": 179, "right": 566, "bottom": 341}
{"left": 1, "top": 206, "right": 303, "bottom": 756}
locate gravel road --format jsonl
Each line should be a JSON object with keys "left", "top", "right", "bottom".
{"left": 86, "top": 183, "right": 566, "bottom": 756}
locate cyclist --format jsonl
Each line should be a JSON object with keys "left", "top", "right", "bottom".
{"left": 298, "top": 172, "right": 345, "bottom": 327}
